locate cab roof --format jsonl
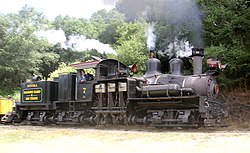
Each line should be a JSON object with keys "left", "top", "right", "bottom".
{"left": 70, "top": 60, "right": 100, "bottom": 70}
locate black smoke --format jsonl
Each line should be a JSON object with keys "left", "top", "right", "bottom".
{"left": 116, "top": 0, "right": 204, "bottom": 48}
{"left": 152, "top": 0, "right": 204, "bottom": 48}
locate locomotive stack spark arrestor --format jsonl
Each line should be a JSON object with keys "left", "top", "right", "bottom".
{"left": 191, "top": 48, "right": 204, "bottom": 75}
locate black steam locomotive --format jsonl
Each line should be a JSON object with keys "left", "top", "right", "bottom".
{"left": 2, "top": 48, "right": 224, "bottom": 127}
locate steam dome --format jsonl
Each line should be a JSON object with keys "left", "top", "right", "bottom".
{"left": 144, "top": 58, "right": 162, "bottom": 77}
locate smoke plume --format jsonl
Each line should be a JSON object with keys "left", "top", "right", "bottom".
{"left": 139, "top": 0, "right": 204, "bottom": 57}
{"left": 35, "top": 30, "right": 66, "bottom": 44}
{"left": 101, "top": 0, "right": 118, "bottom": 6}
{"left": 146, "top": 23, "right": 156, "bottom": 51}
{"left": 159, "top": 0, "right": 204, "bottom": 48}
{"left": 36, "top": 30, "right": 117, "bottom": 55}
{"left": 63, "top": 35, "right": 117, "bottom": 55}
{"left": 166, "top": 38, "right": 193, "bottom": 58}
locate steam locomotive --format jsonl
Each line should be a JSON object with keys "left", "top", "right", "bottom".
{"left": 2, "top": 48, "right": 224, "bottom": 127}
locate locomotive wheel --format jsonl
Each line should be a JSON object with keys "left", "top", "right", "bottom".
{"left": 111, "top": 114, "right": 118, "bottom": 124}
{"left": 94, "top": 114, "right": 102, "bottom": 125}
{"left": 79, "top": 115, "right": 85, "bottom": 124}
{"left": 103, "top": 114, "right": 113, "bottom": 125}
{"left": 188, "top": 113, "right": 195, "bottom": 125}
{"left": 12, "top": 114, "right": 21, "bottom": 123}
{"left": 43, "top": 115, "right": 50, "bottom": 123}
{"left": 143, "top": 116, "right": 149, "bottom": 125}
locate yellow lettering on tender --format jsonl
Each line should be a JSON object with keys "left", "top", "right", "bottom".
{"left": 23, "top": 90, "right": 34, "bottom": 94}
{"left": 25, "top": 97, "right": 38, "bottom": 101}
{"left": 27, "top": 84, "right": 37, "bottom": 88}
{"left": 33, "top": 90, "right": 41, "bottom": 94}
{"left": 23, "top": 89, "right": 41, "bottom": 94}
{"left": 30, "top": 97, "right": 38, "bottom": 100}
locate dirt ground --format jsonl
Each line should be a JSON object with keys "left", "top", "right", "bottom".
{"left": 0, "top": 124, "right": 250, "bottom": 153}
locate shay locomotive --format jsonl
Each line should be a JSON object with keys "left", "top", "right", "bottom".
{"left": 2, "top": 48, "right": 224, "bottom": 127}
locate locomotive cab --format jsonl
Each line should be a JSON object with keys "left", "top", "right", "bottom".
{"left": 73, "top": 61, "right": 99, "bottom": 102}
{"left": 76, "top": 68, "right": 96, "bottom": 102}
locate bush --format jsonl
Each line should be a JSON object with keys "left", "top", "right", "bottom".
{"left": 205, "top": 45, "right": 250, "bottom": 90}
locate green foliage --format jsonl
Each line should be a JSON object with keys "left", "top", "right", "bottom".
{"left": 115, "top": 21, "right": 148, "bottom": 73}
{"left": 53, "top": 15, "right": 92, "bottom": 38}
{"left": 48, "top": 63, "right": 76, "bottom": 80}
{"left": 52, "top": 46, "right": 103, "bottom": 64}
{"left": 12, "top": 90, "right": 21, "bottom": 101}
{"left": 0, "top": 6, "right": 53, "bottom": 90}
{"left": 197, "top": 0, "right": 250, "bottom": 88}
{"left": 1, "top": 1, "right": 250, "bottom": 94}
{"left": 0, "top": 6, "right": 59, "bottom": 93}
{"left": 198, "top": 0, "right": 250, "bottom": 49}
{"left": 205, "top": 45, "right": 250, "bottom": 88}
{"left": 0, "top": 87, "right": 20, "bottom": 100}
{"left": 90, "top": 9, "right": 125, "bottom": 45}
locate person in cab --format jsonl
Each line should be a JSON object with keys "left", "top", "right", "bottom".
{"left": 79, "top": 69, "right": 88, "bottom": 82}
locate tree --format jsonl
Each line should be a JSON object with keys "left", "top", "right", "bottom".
{"left": 90, "top": 9, "right": 125, "bottom": 45}
{"left": 197, "top": 0, "right": 250, "bottom": 49}
{"left": 48, "top": 62, "right": 76, "bottom": 80}
{"left": 115, "top": 21, "right": 148, "bottom": 73}
{"left": 0, "top": 6, "right": 58, "bottom": 91}
{"left": 53, "top": 15, "right": 92, "bottom": 38}
{"left": 197, "top": 0, "right": 250, "bottom": 88}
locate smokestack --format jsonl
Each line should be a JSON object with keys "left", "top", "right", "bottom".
{"left": 191, "top": 48, "right": 204, "bottom": 75}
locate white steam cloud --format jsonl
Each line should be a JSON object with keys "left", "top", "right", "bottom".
{"left": 168, "top": 38, "right": 193, "bottom": 58}
{"left": 36, "top": 30, "right": 66, "bottom": 44}
{"left": 146, "top": 23, "right": 156, "bottom": 51}
{"left": 62, "top": 35, "right": 117, "bottom": 55}
{"left": 36, "top": 30, "right": 117, "bottom": 55}
{"left": 101, "top": 0, "right": 118, "bottom": 6}
{"left": 165, "top": 38, "right": 193, "bottom": 58}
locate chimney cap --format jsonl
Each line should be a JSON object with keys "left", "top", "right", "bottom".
{"left": 191, "top": 48, "right": 204, "bottom": 57}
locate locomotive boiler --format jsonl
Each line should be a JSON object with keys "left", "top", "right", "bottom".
{"left": 1, "top": 48, "right": 224, "bottom": 128}
{"left": 128, "top": 48, "right": 222, "bottom": 127}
